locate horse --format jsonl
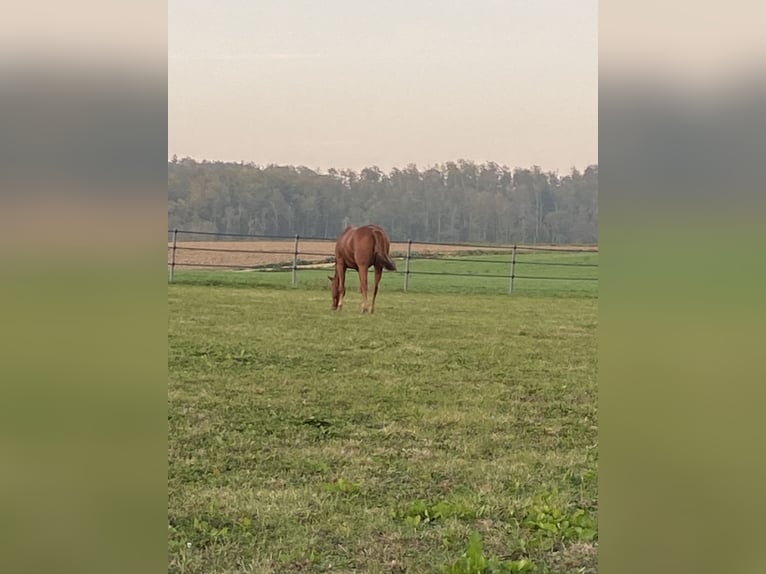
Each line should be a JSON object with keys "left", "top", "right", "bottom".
{"left": 328, "top": 225, "right": 397, "bottom": 313}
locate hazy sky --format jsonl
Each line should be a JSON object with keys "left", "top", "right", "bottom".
{"left": 169, "top": 0, "right": 597, "bottom": 173}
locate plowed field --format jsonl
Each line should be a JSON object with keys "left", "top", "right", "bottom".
{"left": 168, "top": 240, "right": 595, "bottom": 269}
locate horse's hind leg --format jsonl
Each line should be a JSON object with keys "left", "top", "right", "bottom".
{"left": 370, "top": 266, "right": 382, "bottom": 314}
{"left": 358, "top": 266, "right": 370, "bottom": 313}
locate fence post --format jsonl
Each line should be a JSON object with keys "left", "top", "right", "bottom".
{"left": 292, "top": 234, "right": 300, "bottom": 287}
{"left": 509, "top": 244, "right": 517, "bottom": 295}
{"left": 170, "top": 228, "right": 178, "bottom": 283}
{"left": 403, "top": 239, "right": 412, "bottom": 291}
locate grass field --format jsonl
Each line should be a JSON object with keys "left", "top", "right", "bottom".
{"left": 168, "top": 278, "right": 598, "bottom": 573}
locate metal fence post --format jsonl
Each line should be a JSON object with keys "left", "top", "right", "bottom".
{"left": 404, "top": 239, "right": 412, "bottom": 291}
{"left": 509, "top": 244, "right": 517, "bottom": 295}
{"left": 170, "top": 228, "right": 178, "bottom": 283}
{"left": 292, "top": 234, "right": 300, "bottom": 287}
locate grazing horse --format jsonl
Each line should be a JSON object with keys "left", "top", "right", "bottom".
{"left": 329, "top": 225, "right": 397, "bottom": 313}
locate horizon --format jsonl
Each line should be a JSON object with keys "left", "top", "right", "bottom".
{"left": 169, "top": 154, "right": 598, "bottom": 177}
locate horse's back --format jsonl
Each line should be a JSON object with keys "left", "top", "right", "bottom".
{"left": 367, "top": 224, "right": 390, "bottom": 246}
{"left": 334, "top": 224, "right": 392, "bottom": 269}
{"left": 336, "top": 225, "right": 373, "bottom": 249}
{"left": 335, "top": 225, "right": 364, "bottom": 267}
{"left": 335, "top": 225, "right": 356, "bottom": 253}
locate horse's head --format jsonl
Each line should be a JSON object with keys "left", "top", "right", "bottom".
{"left": 328, "top": 274, "right": 341, "bottom": 310}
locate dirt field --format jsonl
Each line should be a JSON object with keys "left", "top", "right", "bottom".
{"left": 167, "top": 239, "right": 596, "bottom": 269}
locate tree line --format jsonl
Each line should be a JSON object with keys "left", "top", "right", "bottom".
{"left": 168, "top": 157, "right": 597, "bottom": 244}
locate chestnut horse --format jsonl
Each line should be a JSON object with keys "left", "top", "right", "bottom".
{"left": 329, "top": 225, "right": 397, "bottom": 313}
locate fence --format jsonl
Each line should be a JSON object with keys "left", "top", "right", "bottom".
{"left": 168, "top": 228, "right": 598, "bottom": 295}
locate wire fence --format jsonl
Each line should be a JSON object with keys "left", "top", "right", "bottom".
{"left": 168, "top": 228, "right": 598, "bottom": 295}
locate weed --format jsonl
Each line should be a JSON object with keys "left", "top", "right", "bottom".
{"left": 443, "top": 532, "right": 536, "bottom": 573}
{"left": 521, "top": 492, "right": 598, "bottom": 543}
{"left": 398, "top": 499, "right": 478, "bottom": 526}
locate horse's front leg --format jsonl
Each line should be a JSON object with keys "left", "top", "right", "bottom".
{"left": 358, "top": 266, "right": 370, "bottom": 313}
{"left": 338, "top": 269, "right": 347, "bottom": 310}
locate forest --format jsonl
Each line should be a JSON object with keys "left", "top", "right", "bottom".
{"left": 168, "top": 158, "right": 597, "bottom": 245}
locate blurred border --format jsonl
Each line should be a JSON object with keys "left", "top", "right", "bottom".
{"left": 0, "top": 2, "right": 167, "bottom": 574}
{"left": 600, "top": 2, "right": 766, "bottom": 573}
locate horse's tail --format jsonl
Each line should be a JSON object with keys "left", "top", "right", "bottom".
{"left": 371, "top": 227, "right": 397, "bottom": 271}
{"left": 379, "top": 252, "right": 397, "bottom": 271}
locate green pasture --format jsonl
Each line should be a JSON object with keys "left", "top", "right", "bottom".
{"left": 168, "top": 283, "right": 598, "bottom": 573}
{"left": 170, "top": 251, "right": 598, "bottom": 298}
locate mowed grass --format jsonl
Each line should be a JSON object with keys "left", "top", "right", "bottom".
{"left": 168, "top": 285, "right": 598, "bottom": 573}
{"left": 171, "top": 251, "right": 598, "bottom": 298}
